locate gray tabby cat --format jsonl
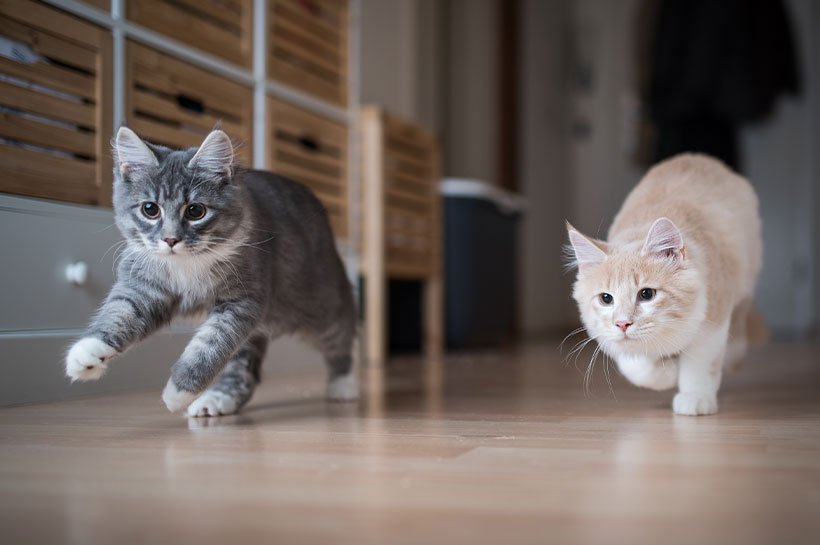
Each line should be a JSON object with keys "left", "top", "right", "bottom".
{"left": 65, "top": 127, "right": 358, "bottom": 416}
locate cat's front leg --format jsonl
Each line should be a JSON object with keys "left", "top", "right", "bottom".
{"left": 616, "top": 353, "right": 678, "bottom": 391}
{"left": 162, "top": 301, "right": 261, "bottom": 413}
{"left": 66, "top": 281, "right": 175, "bottom": 381}
{"left": 673, "top": 320, "right": 730, "bottom": 416}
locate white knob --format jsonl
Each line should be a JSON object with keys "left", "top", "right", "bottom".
{"left": 66, "top": 261, "right": 89, "bottom": 286}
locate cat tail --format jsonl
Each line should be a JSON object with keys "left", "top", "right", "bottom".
{"left": 746, "top": 306, "right": 770, "bottom": 347}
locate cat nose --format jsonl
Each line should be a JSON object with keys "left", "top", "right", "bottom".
{"left": 163, "top": 238, "right": 179, "bottom": 248}
{"left": 615, "top": 320, "right": 632, "bottom": 332}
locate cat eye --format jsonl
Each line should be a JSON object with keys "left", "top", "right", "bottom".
{"left": 639, "top": 288, "right": 656, "bottom": 301}
{"left": 141, "top": 202, "right": 160, "bottom": 219}
{"left": 184, "top": 203, "right": 207, "bottom": 221}
{"left": 599, "top": 293, "right": 613, "bottom": 305}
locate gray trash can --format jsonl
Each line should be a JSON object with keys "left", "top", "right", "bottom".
{"left": 441, "top": 179, "right": 523, "bottom": 349}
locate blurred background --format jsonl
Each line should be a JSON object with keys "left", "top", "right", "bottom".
{"left": 359, "top": 0, "right": 817, "bottom": 344}
{"left": 0, "top": 0, "right": 818, "bottom": 405}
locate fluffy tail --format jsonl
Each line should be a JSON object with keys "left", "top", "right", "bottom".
{"left": 746, "top": 307, "right": 769, "bottom": 347}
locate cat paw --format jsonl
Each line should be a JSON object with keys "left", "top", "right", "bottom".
{"left": 161, "top": 379, "right": 198, "bottom": 413}
{"left": 65, "top": 337, "right": 117, "bottom": 382}
{"left": 326, "top": 373, "right": 359, "bottom": 402}
{"left": 673, "top": 392, "right": 718, "bottom": 416}
{"left": 187, "top": 390, "right": 239, "bottom": 417}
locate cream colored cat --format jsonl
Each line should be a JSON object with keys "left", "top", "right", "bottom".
{"left": 567, "top": 154, "right": 763, "bottom": 415}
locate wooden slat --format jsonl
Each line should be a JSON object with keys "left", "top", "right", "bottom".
{"left": 274, "top": 138, "right": 342, "bottom": 172}
{"left": 386, "top": 167, "right": 433, "bottom": 191}
{"left": 128, "top": 0, "right": 248, "bottom": 67}
{"left": 131, "top": 116, "right": 204, "bottom": 150}
{"left": 0, "top": 0, "right": 103, "bottom": 49}
{"left": 0, "top": 81, "right": 95, "bottom": 126}
{"left": 272, "top": 161, "right": 344, "bottom": 197}
{"left": 272, "top": 27, "right": 342, "bottom": 78}
{"left": 0, "top": 57, "right": 95, "bottom": 99}
{"left": 133, "top": 90, "right": 243, "bottom": 136}
{"left": 270, "top": 101, "right": 346, "bottom": 144}
{"left": 386, "top": 186, "right": 432, "bottom": 207}
{"left": 273, "top": 0, "right": 341, "bottom": 44}
{"left": 383, "top": 113, "right": 437, "bottom": 149}
{"left": 270, "top": 56, "right": 344, "bottom": 105}
{"left": 0, "top": 112, "right": 95, "bottom": 156}
{"left": 130, "top": 43, "right": 249, "bottom": 106}
{"left": 171, "top": 0, "right": 242, "bottom": 28}
{"left": 386, "top": 143, "right": 433, "bottom": 172}
{"left": 79, "top": 0, "right": 109, "bottom": 9}
{"left": 0, "top": 144, "right": 97, "bottom": 204}
{"left": 273, "top": 15, "right": 341, "bottom": 63}
{"left": 0, "top": 17, "right": 97, "bottom": 72}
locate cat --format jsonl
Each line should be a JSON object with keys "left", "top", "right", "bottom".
{"left": 65, "top": 127, "right": 359, "bottom": 417}
{"left": 566, "top": 154, "right": 763, "bottom": 415}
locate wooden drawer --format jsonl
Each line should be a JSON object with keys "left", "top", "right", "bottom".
{"left": 360, "top": 108, "right": 441, "bottom": 279}
{"left": 0, "top": 194, "right": 121, "bottom": 332}
{"left": 126, "top": 41, "right": 252, "bottom": 164}
{"left": 267, "top": 97, "right": 348, "bottom": 238}
{"left": 0, "top": 0, "right": 112, "bottom": 206}
{"left": 269, "top": 0, "right": 348, "bottom": 106}
{"left": 80, "top": 0, "right": 109, "bottom": 10}
{"left": 128, "top": 0, "right": 253, "bottom": 68}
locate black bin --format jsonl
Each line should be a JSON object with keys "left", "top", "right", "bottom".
{"left": 442, "top": 179, "right": 522, "bottom": 349}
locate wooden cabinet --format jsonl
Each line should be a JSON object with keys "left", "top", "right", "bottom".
{"left": 125, "top": 41, "right": 253, "bottom": 165}
{"left": 267, "top": 97, "right": 348, "bottom": 238}
{"left": 127, "top": 0, "right": 254, "bottom": 68}
{"left": 359, "top": 106, "right": 443, "bottom": 364}
{"left": 269, "top": 0, "right": 348, "bottom": 106}
{"left": 0, "top": 0, "right": 112, "bottom": 206}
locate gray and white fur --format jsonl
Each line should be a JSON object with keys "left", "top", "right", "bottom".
{"left": 65, "top": 127, "right": 358, "bottom": 416}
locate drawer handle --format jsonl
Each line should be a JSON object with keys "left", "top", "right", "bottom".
{"left": 298, "top": 136, "right": 320, "bottom": 152}
{"left": 176, "top": 95, "right": 204, "bottom": 113}
{"left": 65, "top": 262, "right": 88, "bottom": 286}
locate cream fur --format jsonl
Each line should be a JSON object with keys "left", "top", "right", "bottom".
{"left": 568, "top": 154, "right": 763, "bottom": 415}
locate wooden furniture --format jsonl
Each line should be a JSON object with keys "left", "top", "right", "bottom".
{"left": 128, "top": 0, "right": 254, "bottom": 68}
{"left": 125, "top": 41, "right": 253, "bottom": 165}
{"left": 359, "top": 106, "right": 443, "bottom": 366}
{"left": 0, "top": 0, "right": 112, "bottom": 205}
{"left": 267, "top": 97, "right": 348, "bottom": 237}
{"left": 269, "top": 0, "right": 349, "bottom": 106}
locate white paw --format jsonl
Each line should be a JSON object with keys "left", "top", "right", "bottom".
{"left": 161, "top": 379, "right": 198, "bottom": 413}
{"left": 65, "top": 337, "right": 117, "bottom": 382}
{"left": 673, "top": 392, "right": 718, "bottom": 416}
{"left": 326, "top": 373, "right": 359, "bottom": 402}
{"left": 186, "top": 390, "right": 239, "bottom": 417}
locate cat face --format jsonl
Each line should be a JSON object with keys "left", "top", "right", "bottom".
{"left": 567, "top": 219, "right": 705, "bottom": 359}
{"left": 112, "top": 128, "right": 245, "bottom": 259}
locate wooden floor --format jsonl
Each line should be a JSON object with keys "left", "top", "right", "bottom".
{"left": 2, "top": 340, "right": 820, "bottom": 545}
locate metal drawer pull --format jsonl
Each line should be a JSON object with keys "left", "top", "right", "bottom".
{"left": 65, "top": 262, "right": 88, "bottom": 286}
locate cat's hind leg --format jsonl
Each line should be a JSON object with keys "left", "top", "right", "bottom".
{"left": 314, "top": 321, "right": 359, "bottom": 402}
{"left": 673, "top": 319, "right": 730, "bottom": 416}
{"left": 725, "top": 298, "right": 751, "bottom": 372}
{"left": 186, "top": 333, "right": 268, "bottom": 417}
{"left": 616, "top": 354, "right": 678, "bottom": 391}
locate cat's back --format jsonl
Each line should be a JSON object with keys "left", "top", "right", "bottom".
{"left": 610, "top": 153, "right": 762, "bottom": 300}
{"left": 611, "top": 154, "right": 760, "bottom": 242}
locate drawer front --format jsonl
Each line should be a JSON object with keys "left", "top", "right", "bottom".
{"left": 269, "top": 0, "right": 348, "bottom": 106}
{"left": 126, "top": 41, "right": 253, "bottom": 164}
{"left": 0, "top": 0, "right": 113, "bottom": 206}
{"left": 128, "top": 0, "right": 253, "bottom": 68}
{"left": 0, "top": 195, "right": 121, "bottom": 332}
{"left": 268, "top": 97, "right": 348, "bottom": 238}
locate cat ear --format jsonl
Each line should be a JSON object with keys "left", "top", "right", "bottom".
{"left": 114, "top": 126, "right": 157, "bottom": 175}
{"left": 566, "top": 222, "right": 607, "bottom": 271}
{"left": 643, "top": 217, "right": 685, "bottom": 260}
{"left": 188, "top": 130, "right": 234, "bottom": 177}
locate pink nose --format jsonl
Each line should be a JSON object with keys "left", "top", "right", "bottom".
{"left": 615, "top": 320, "right": 632, "bottom": 332}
